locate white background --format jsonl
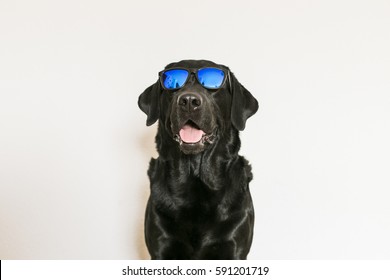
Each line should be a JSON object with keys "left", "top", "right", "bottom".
{"left": 0, "top": 0, "right": 389, "bottom": 259}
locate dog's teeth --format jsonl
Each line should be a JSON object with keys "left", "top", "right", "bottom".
{"left": 174, "top": 135, "right": 183, "bottom": 144}
{"left": 201, "top": 134, "right": 215, "bottom": 144}
{"left": 207, "top": 136, "right": 215, "bottom": 144}
{"left": 207, "top": 135, "right": 215, "bottom": 144}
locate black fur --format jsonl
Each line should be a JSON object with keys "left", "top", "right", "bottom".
{"left": 138, "top": 60, "right": 258, "bottom": 259}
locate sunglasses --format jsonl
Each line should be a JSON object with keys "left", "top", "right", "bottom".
{"left": 159, "top": 67, "right": 228, "bottom": 90}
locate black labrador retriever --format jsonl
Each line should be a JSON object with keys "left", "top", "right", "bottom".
{"left": 138, "top": 60, "right": 258, "bottom": 259}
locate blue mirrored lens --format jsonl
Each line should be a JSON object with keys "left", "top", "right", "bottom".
{"left": 197, "top": 68, "right": 225, "bottom": 89}
{"left": 162, "top": 69, "right": 189, "bottom": 89}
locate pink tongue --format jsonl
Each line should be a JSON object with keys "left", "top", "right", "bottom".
{"left": 179, "top": 125, "right": 204, "bottom": 143}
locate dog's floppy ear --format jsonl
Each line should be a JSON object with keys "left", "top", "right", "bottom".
{"left": 138, "top": 79, "right": 162, "bottom": 126}
{"left": 229, "top": 73, "right": 259, "bottom": 131}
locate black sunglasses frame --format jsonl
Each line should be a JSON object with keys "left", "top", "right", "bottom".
{"left": 158, "top": 67, "right": 230, "bottom": 91}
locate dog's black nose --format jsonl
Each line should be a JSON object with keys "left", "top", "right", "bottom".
{"left": 177, "top": 93, "right": 203, "bottom": 112}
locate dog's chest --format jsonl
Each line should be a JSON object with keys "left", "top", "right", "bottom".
{"left": 174, "top": 177, "right": 219, "bottom": 212}
{"left": 150, "top": 157, "right": 227, "bottom": 220}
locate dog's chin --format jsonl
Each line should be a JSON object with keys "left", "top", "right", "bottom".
{"left": 179, "top": 141, "right": 207, "bottom": 155}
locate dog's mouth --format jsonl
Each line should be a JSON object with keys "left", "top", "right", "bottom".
{"left": 173, "top": 120, "right": 216, "bottom": 147}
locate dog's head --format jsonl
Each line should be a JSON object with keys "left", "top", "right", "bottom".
{"left": 138, "top": 60, "right": 258, "bottom": 155}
